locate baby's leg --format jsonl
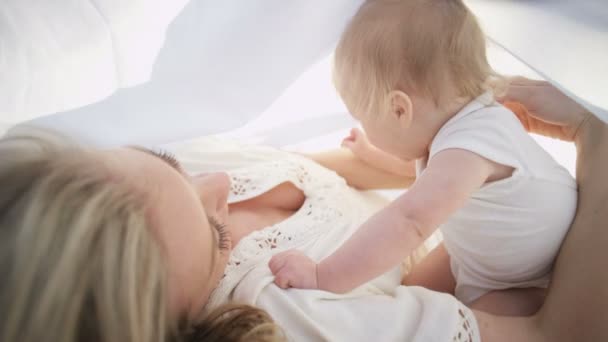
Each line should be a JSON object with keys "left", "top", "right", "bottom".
{"left": 470, "top": 287, "right": 547, "bottom": 316}
{"left": 402, "top": 243, "right": 456, "bottom": 294}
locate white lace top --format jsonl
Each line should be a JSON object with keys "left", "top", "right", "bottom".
{"left": 172, "top": 137, "right": 479, "bottom": 342}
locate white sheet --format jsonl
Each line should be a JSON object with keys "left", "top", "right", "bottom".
{"left": 9, "top": 0, "right": 364, "bottom": 146}
{"left": 4, "top": 0, "right": 605, "bottom": 148}
{"left": 0, "top": 0, "right": 189, "bottom": 122}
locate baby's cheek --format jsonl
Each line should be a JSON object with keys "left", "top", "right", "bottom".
{"left": 364, "top": 129, "right": 380, "bottom": 145}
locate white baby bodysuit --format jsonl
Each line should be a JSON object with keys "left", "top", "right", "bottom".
{"left": 417, "top": 91, "right": 578, "bottom": 304}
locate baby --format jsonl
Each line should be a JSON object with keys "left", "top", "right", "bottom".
{"left": 269, "top": 0, "right": 577, "bottom": 314}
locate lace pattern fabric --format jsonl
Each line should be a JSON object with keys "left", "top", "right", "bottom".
{"left": 205, "top": 155, "right": 351, "bottom": 310}
{"left": 201, "top": 151, "right": 481, "bottom": 341}
{"left": 453, "top": 305, "right": 479, "bottom": 342}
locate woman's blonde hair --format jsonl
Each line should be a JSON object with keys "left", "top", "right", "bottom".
{"left": 0, "top": 133, "right": 284, "bottom": 342}
{"left": 183, "top": 304, "right": 285, "bottom": 342}
{"left": 334, "top": 0, "right": 496, "bottom": 116}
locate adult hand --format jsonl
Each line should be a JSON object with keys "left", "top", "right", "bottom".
{"left": 269, "top": 250, "right": 319, "bottom": 290}
{"left": 499, "top": 76, "right": 592, "bottom": 142}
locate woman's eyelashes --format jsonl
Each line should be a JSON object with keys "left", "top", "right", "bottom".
{"left": 208, "top": 216, "right": 230, "bottom": 251}
{"left": 150, "top": 149, "right": 183, "bottom": 172}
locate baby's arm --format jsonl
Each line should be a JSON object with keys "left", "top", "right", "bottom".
{"left": 270, "top": 148, "right": 496, "bottom": 293}
{"left": 305, "top": 148, "right": 415, "bottom": 190}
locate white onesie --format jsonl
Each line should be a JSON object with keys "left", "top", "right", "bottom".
{"left": 417, "top": 91, "right": 578, "bottom": 304}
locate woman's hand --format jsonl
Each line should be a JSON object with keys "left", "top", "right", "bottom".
{"left": 499, "top": 76, "right": 592, "bottom": 142}
{"left": 269, "top": 250, "right": 319, "bottom": 290}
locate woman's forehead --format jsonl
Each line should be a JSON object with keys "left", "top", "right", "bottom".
{"left": 112, "top": 149, "right": 218, "bottom": 316}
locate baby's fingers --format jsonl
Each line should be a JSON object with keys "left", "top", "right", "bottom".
{"left": 341, "top": 129, "right": 356, "bottom": 145}
{"left": 341, "top": 138, "right": 355, "bottom": 150}
{"left": 269, "top": 251, "right": 293, "bottom": 274}
{"left": 273, "top": 270, "right": 292, "bottom": 289}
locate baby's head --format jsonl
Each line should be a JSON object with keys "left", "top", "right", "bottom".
{"left": 334, "top": 0, "right": 494, "bottom": 157}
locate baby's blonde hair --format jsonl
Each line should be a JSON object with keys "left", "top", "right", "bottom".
{"left": 0, "top": 133, "right": 285, "bottom": 342}
{"left": 334, "top": 0, "right": 495, "bottom": 116}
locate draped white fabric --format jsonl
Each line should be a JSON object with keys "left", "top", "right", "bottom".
{"left": 0, "top": 0, "right": 189, "bottom": 123}
{"left": 3, "top": 0, "right": 365, "bottom": 145}
{"left": 0, "top": 0, "right": 606, "bottom": 144}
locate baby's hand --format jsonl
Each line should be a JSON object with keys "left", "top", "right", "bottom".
{"left": 341, "top": 128, "right": 374, "bottom": 161}
{"left": 269, "top": 250, "right": 318, "bottom": 289}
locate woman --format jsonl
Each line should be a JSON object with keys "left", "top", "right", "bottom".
{"left": 1, "top": 127, "right": 452, "bottom": 341}
{"left": 0, "top": 78, "right": 605, "bottom": 341}
{"left": 0, "top": 130, "right": 284, "bottom": 342}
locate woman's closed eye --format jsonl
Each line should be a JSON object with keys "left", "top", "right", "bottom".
{"left": 130, "top": 146, "right": 184, "bottom": 173}
{"left": 149, "top": 149, "right": 183, "bottom": 172}
{"left": 209, "top": 216, "right": 230, "bottom": 251}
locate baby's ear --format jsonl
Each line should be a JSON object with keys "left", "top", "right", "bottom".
{"left": 389, "top": 91, "right": 413, "bottom": 128}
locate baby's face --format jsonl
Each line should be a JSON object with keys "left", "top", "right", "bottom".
{"left": 355, "top": 107, "right": 411, "bottom": 160}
